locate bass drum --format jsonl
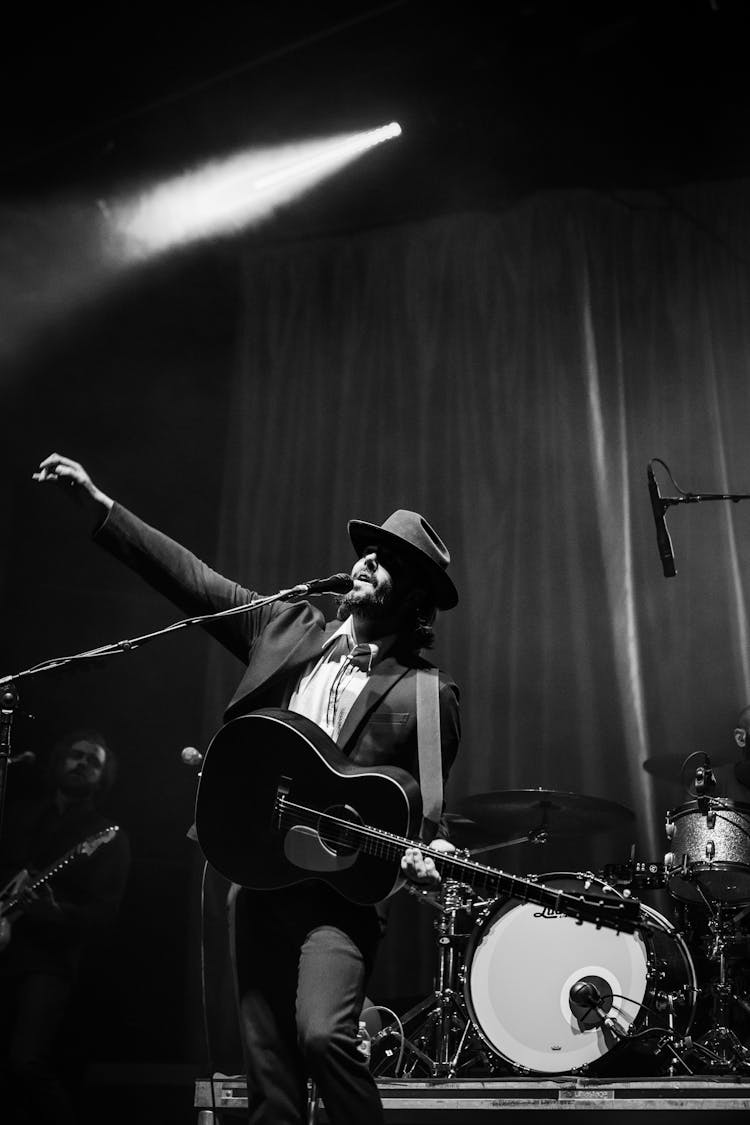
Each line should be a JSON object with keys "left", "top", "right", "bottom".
{"left": 463, "top": 872, "right": 697, "bottom": 1075}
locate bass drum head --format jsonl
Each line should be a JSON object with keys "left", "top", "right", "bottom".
{"left": 464, "top": 872, "right": 693, "bottom": 1075}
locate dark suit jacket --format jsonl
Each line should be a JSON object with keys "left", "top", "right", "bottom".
{"left": 95, "top": 505, "right": 460, "bottom": 1048}
{"left": 94, "top": 504, "right": 461, "bottom": 810}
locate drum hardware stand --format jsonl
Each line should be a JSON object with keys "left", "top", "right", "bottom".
{"left": 690, "top": 896, "right": 750, "bottom": 1072}
{"left": 649, "top": 988, "right": 703, "bottom": 1076}
{"left": 579, "top": 977, "right": 698, "bottom": 1077}
{"left": 370, "top": 880, "right": 500, "bottom": 1079}
{"left": 655, "top": 1033, "right": 694, "bottom": 1077}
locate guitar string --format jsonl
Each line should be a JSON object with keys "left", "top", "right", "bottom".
{"left": 274, "top": 799, "right": 638, "bottom": 924}
{"left": 277, "top": 799, "right": 603, "bottom": 891}
{"left": 1, "top": 827, "right": 118, "bottom": 911}
{"left": 277, "top": 798, "right": 505, "bottom": 880}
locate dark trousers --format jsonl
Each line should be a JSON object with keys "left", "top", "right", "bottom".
{"left": 233, "top": 885, "right": 384, "bottom": 1125}
{"left": 4, "top": 972, "right": 72, "bottom": 1065}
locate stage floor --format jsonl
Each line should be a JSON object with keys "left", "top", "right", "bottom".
{"left": 194, "top": 1074, "right": 750, "bottom": 1121}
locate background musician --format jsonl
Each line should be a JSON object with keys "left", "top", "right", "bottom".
{"left": 0, "top": 728, "right": 130, "bottom": 1124}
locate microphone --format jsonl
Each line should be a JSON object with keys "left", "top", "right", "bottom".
{"left": 180, "top": 746, "right": 203, "bottom": 768}
{"left": 694, "top": 760, "right": 716, "bottom": 797}
{"left": 9, "top": 750, "right": 36, "bottom": 767}
{"left": 647, "top": 465, "right": 676, "bottom": 578}
{"left": 569, "top": 978, "right": 625, "bottom": 1038}
{"left": 569, "top": 980, "right": 603, "bottom": 1009}
{"left": 289, "top": 573, "right": 354, "bottom": 596}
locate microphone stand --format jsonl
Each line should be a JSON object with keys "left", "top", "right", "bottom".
{"left": 649, "top": 459, "right": 750, "bottom": 577}
{"left": 0, "top": 581, "right": 327, "bottom": 853}
{"left": 658, "top": 490, "right": 750, "bottom": 510}
{"left": 0, "top": 684, "right": 20, "bottom": 862}
{"left": 650, "top": 455, "right": 750, "bottom": 514}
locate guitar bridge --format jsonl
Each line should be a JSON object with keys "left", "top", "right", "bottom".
{"left": 274, "top": 776, "right": 291, "bottom": 832}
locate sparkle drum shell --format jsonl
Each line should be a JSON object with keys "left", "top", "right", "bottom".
{"left": 665, "top": 799, "right": 750, "bottom": 903}
{"left": 463, "top": 872, "right": 696, "bottom": 1075}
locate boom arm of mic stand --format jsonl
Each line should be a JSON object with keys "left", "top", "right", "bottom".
{"left": 662, "top": 492, "right": 750, "bottom": 507}
{"left": 0, "top": 585, "right": 312, "bottom": 886}
{"left": 0, "top": 584, "right": 309, "bottom": 688}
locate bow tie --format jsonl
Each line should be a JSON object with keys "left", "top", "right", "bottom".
{"left": 346, "top": 641, "right": 377, "bottom": 673}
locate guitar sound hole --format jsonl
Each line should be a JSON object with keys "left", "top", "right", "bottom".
{"left": 318, "top": 805, "right": 362, "bottom": 857}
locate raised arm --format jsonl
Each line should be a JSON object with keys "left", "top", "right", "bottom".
{"left": 32, "top": 451, "right": 323, "bottom": 662}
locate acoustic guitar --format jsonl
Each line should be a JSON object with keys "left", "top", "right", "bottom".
{"left": 195, "top": 709, "right": 643, "bottom": 934}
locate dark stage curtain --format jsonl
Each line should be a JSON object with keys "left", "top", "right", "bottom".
{"left": 200, "top": 181, "right": 750, "bottom": 1036}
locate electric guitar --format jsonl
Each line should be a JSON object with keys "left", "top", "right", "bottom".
{"left": 0, "top": 825, "right": 119, "bottom": 950}
{"left": 194, "top": 709, "right": 643, "bottom": 934}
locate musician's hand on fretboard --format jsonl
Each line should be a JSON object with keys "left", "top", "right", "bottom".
{"left": 22, "top": 883, "right": 62, "bottom": 922}
{"left": 401, "top": 840, "right": 455, "bottom": 887}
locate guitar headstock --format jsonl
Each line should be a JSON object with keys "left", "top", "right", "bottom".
{"left": 569, "top": 890, "right": 644, "bottom": 933}
{"left": 79, "top": 826, "right": 119, "bottom": 857}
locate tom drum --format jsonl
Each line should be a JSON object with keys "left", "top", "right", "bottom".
{"left": 665, "top": 799, "right": 750, "bottom": 904}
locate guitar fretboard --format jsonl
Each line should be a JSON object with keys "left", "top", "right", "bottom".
{"left": 276, "top": 797, "right": 641, "bottom": 932}
{"left": 0, "top": 827, "right": 119, "bottom": 916}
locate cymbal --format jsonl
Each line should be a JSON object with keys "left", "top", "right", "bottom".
{"left": 457, "top": 788, "right": 635, "bottom": 842}
{"left": 444, "top": 812, "right": 505, "bottom": 853}
{"left": 642, "top": 750, "right": 737, "bottom": 781}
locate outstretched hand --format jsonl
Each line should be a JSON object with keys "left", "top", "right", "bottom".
{"left": 33, "top": 453, "right": 113, "bottom": 522}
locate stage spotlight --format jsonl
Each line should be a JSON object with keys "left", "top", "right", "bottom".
{"left": 109, "top": 121, "right": 403, "bottom": 261}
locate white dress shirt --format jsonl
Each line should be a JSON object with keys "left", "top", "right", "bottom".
{"left": 288, "top": 616, "right": 395, "bottom": 741}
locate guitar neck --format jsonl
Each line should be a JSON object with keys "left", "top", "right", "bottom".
{"left": 365, "top": 823, "right": 568, "bottom": 906}
{"left": 1, "top": 854, "right": 73, "bottom": 915}
{"left": 0, "top": 827, "right": 118, "bottom": 917}
{"left": 279, "top": 797, "right": 641, "bottom": 931}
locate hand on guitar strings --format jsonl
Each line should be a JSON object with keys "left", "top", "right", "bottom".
{"left": 20, "top": 879, "right": 63, "bottom": 923}
{"left": 401, "top": 839, "right": 455, "bottom": 887}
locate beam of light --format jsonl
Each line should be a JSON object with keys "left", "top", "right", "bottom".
{"left": 0, "top": 122, "right": 402, "bottom": 367}
{"left": 705, "top": 352, "right": 750, "bottom": 698}
{"left": 108, "top": 122, "right": 402, "bottom": 261}
{"left": 580, "top": 269, "right": 658, "bottom": 858}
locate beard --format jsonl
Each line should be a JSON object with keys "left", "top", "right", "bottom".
{"left": 56, "top": 763, "right": 100, "bottom": 799}
{"left": 337, "top": 577, "right": 399, "bottom": 621}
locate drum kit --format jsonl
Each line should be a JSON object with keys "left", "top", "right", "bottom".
{"left": 370, "top": 757, "right": 750, "bottom": 1081}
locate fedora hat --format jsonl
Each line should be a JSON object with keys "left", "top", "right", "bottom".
{"left": 348, "top": 510, "right": 458, "bottom": 610}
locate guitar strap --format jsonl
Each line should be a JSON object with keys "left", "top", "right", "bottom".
{"left": 416, "top": 667, "right": 443, "bottom": 844}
